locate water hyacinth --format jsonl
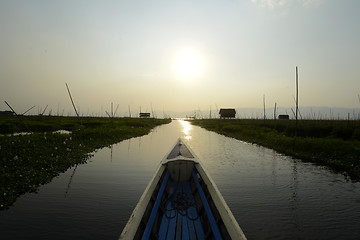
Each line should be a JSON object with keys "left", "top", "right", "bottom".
{"left": 191, "top": 119, "right": 360, "bottom": 180}
{"left": 0, "top": 116, "right": 171, "bottom": 210}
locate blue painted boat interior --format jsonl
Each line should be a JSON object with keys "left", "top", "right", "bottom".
{"left": 158, "top": 180, "right": 204, "bottom": 239}
{"left": 139, "top": 168, "right": 227, "bottom": 240}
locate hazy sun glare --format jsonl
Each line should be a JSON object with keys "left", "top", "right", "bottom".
{"left": 180, "top": 120, "right": 192, "bottom": 140}
{"left": 173, "top": 48, "right": 204, "bottom": 80}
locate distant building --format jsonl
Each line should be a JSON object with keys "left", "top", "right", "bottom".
{"left": 0, "top": 110, "right": 14, "bottom": 116}
{"left": 278, "top": 114, "right": 289, "bottom": 120}
{"left": 219, "top": 108, "right": 236, "bottom": 119}
{"left": 139, "top": 112, "right": 151, "bottom": 118}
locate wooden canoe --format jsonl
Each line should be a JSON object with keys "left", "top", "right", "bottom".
{"left": 119, "top": 138, "right": 247, "bottom": 240}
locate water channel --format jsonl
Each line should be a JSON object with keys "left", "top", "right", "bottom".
{"left": 1, "top": 120, "right": 360, "bottom": 239}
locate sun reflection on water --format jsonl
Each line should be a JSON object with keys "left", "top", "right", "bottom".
{"left": 179, "top": 120, "right": 192, "bottom": 140}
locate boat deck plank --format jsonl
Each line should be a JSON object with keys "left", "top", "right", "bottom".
{"left": 158, "top": 181, "right": 204, "bottom": 240}
{"left": 181, "top": 211, "right": 190, "bottom": 240}
{"left": 184, "top": 181, "right": 204, "bottom": 240}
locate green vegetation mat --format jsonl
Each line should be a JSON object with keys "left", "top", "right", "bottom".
{"left": 191, "top": 119, "right": 360, "bottom": 181}
{"left": 0, "top": 116, "right": 171, "bottom": 209}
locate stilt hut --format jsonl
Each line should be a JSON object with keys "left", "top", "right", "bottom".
{"left": 139, "top": 112, "right": 151, "bottom": 118}
{"left": 219, "top": 108, "right": 236, "bottom": 119}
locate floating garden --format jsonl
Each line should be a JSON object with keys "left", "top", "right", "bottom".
{"left": 0, "top": 116, "right": 171, "bottom": 209}
{"left": 191, "top": 119, "right": 360, "bottom": 180}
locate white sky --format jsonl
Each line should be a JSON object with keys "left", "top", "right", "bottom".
{"left": 1, "top": 0, "right": 359, "bottom": 116}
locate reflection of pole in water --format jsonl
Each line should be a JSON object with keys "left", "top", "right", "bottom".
{"left": 110, "top": 145, "right": 113, "bottom": 162}
{"left": 65, "top": 164, "right": 78, "bottom": 197}
{"left": 290, "top": 159, "right": 300, "bottom": 232}
{"left": 127, "top": 138, "right": 132, "bottom": 155}
{"left": 270, "top": 153, "right": 277, "bottom": 185}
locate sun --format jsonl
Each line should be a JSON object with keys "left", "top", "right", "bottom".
{"left": 173, "top": 48, "right": 204, "bottom": 80}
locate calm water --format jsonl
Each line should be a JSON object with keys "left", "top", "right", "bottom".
{"left": 1, "top": 120, "right": 360, "bottom": 239}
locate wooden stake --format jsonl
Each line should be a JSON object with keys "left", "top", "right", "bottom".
{"left": 4, "top": 101, "right": 32, "bottom": 132}
{"left": 274, "top": 102, "right": 277, "bottom": 129}
{"left": 295, "top": 66, "right": 299, "bottom": 136}
{"left": 41, "top": 104, "right": 48, "bottom": 116}
{"left": 263, "top": 94, "right": 266, "bottom": 124}
{"left": 22, "top": 105, "right": 36, "bottom": 115}
{"left": 114, "top": 104, "right": 119, "bottom": 117}
{"left": 151, "top": 103, "right": 155, "bottom": 118}
{"left": 65, "top": 83, "right": 79, "bottom": 118}
{"left": 4, "top": 101, "right": 18, "bottom": 116}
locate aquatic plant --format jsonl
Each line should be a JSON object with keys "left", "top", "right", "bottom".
{"left": 191, "top": 119, "right": 360, "bottom": 180}
{"left": 0, "top": 116, "right": 171, "bottom": 209}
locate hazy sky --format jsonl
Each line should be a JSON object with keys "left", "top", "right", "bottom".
{"left": 1, "top": 0, "right": 359, "bottom": 116}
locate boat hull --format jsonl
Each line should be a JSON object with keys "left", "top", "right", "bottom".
{"left": 119, "top": 138, "right": 246, "bottom": 240}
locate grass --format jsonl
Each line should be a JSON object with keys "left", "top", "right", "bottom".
{"left": 190, "top": 119, "right": 360, "bottom": 180}
{"left": 0, "top": 116, "right": 171, "bottom": 210}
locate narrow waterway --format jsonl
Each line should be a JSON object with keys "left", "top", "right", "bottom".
{"left": 1, "top": 120, "right": 360, "bottom": 239}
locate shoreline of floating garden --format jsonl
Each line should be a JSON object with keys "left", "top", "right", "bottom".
{"left": 0, "top": 116, "right": 171, "bottom": 210}
{"left": 190, "top": 119, "right": 360, "bottom": 181}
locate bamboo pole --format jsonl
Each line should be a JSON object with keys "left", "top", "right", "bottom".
{"left": 22, "top": 105, "right": 36, "bottom": 115}
{"left": 65, "top": 83, "right": 79, "bottom": 118}
{"left": 151, "top": 103, "right": 155, "bottom": 118}
{"left": 4, "top": 101, "right": 18, "bottom": 116}
{"left": 263, "top": 94, "right": 266, "bottom": 124}
{"left": 295, "top": 66, "right": 299, "bottom": 135}
{"left": 274, "top": 102, "right": 277, "bottom": 129}
{"left": 114, "top": 104, "right": 119, "bottom": 117}
{"left": 358, "top": 94, "right": 360, "bottom": 121}
{"left": 215, "top": 103, "right": 219, "bottom": 118}
{"left": 4, "top": 101, "right": 32, "bottom": 132}
{"left": 41, "top": 104, "right": 48, "bottom": 116}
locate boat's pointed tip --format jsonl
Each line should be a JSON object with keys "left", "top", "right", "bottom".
{"left": 176, "top": 137, "right": 183, "bottom": 145}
